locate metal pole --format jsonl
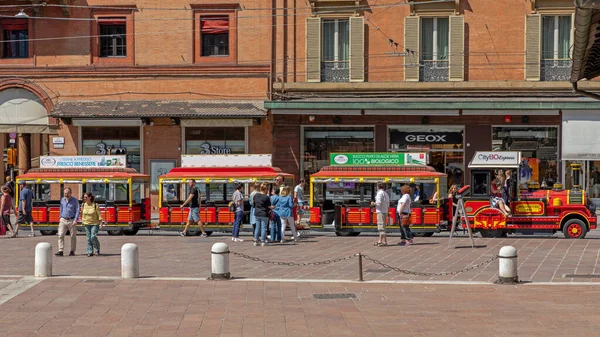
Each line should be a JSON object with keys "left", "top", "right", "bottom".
{"left": 357, "top": 252, "right": 363, "bottom": 281}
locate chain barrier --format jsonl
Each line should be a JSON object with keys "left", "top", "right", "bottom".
{"left": 230, "top": 251, "right": 356, "bottom": 266}
{"left": 361, "top": 254, "right": 499, "bottom": 277}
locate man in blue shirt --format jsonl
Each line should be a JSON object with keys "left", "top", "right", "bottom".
{"left": 15, "top": 182, "right": 35, "bottom": 237}
{"left": 56, "top": 187, "right": 80, "bottom": 256}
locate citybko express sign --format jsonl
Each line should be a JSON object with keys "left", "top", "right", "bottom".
{"left": 330, "top": 153, "right": 427, "bottom": 166}
{"left": 40, "top": 156, "right": 127, "bottom": 168}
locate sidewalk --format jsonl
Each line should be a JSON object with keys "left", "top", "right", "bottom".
{"left": 1, "top": 234, "right": 600, "bottom": 283}
{"left": 0, "top": 278, "right": 598, "bottom": 337}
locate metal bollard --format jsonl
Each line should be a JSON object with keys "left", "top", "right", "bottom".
{"left": 121, "top": 243, "right": 139, "bottom": 279}
{"left": 34, "top": 242, "right": 52, "bottom": 277}
{"left": 497, "top": 246, "right": 518, "bottom": 284}
{"left": 210, "top": 242, "right": 231, "bottom": 280}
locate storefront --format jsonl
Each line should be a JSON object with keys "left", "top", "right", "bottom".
{"left": 562, "top": 110, "right": 600, "bottom": 202}
{"left": 80, "top": 125, "right": 142, "bottom": 172}
{"left": 184, "top": 126, "right": 246, "bottom": 154}
{"left": 302, "top": 126, "right": 374, "bottom": 181}
{"left": 492, "top": 126, "right": 559, "bottom": 188}
{"left": 388, "top": 125, "right": 464, "bottom": 189}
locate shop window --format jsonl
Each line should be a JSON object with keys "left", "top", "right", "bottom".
{"left": 492, "top": 126, "right": 558, "bottom": 188}
{"left": 81, "top": 127, "right": 141, "bottom": 172}
{"left": 185, "top": 127, "right": 245, "bottom": 154}
{"left": 389, "top": 126, "right": 464, "bottom": 189}
{"left": 194, "top": 6, "right": 237, "bottom": 63}
{"left": 1, "top": 19, "right": 28, "bottom": 59}
{"left": 303, "top": 127, "right": 374, "bottom": 181}
{"left": 99, "top": 19, "right": 127, "bottom": 57}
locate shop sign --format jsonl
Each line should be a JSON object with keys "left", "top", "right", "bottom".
{"left": 200, "top": 142, "right": 232, "bottom": 155}
{"left": 52, "top": 137, "right": 65, "bottom": 149}
{"left": 95, "top": 142, "right": 128, "bottom": 155}
{"left": 40, "top": 155, "right": 127, "bottom": 168}
{"left": 470, "top": 151, "right": 520, "bottom": 166}
{"left": 330, "top": 153, "right": 427, "bottom": 166}
{"left": 391, "top": 131, "right": 463, "bottom": 145}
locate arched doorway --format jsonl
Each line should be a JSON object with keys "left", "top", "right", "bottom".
{"left": 0, "top": 86, "right": 55, "bottom": 178}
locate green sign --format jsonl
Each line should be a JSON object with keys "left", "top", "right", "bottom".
{"left": 329, "top": 153, "right": 427, "bottom": 166}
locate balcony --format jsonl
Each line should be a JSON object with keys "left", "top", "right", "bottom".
{"left": 321, "top": 61, "right": 349, "bottom": 82}
{"left": 420, "top": 60, "right": 449, "bottom": 82}
{"left": 540, "top": 59, "right": 572, "bottom": 81}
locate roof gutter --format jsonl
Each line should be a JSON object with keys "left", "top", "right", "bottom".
{"left": 571, "top": 0, "right": 600, "bottom": 98}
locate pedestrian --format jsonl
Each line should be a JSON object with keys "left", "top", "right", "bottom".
{"left": 372, "top": 182, "right": 390, "bottom": 246}
{"left": 253, "top": 183, "right": 272, "bottom": 246}
{"left": 249, "top": 183, "right": 259, "bottom": 234}
{"left": 230, "top": 183, "right": 245, "bottom": 242}
{"left": 179, "top": 179, "right": 207, "bottom": 237}
{"left": 4, "top": 177, "right": 14, "bottom": 202}
{"left": 270, "top": 188, "right": 282, "bottom": 242}
{"left": 273, "top": 174, "right": 286, "bottom": 195}
{"left": 81, "top": 192, "right": 104, "bottom": 257}
{"left": 55, "top": 187, "right": 80, "bottom": 256}
{"left": 278, "top": 186, "right": 298, "bottom": 242}
{"left": 1, "top": 186, "right": 15, "bottom": 238}
{"left": 15, "top": 182, "right": 35, "bottom": 237}
{"left": 294, "top": 179, "right": 306, "bottom": 225}
{"left": 397, "top": 184, "right": 414, "bottom": 246}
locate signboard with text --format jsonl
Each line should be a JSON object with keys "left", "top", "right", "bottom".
{"left": 329, "top": 153, "right": 427, "bottom": 166}
{"left": 40, "top": 156, "right": 127, "bottom": 169}
{"left": 468, "top": 151, "right": 521, "bottom": 168}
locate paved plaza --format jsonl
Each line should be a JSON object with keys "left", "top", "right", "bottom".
{"left": 0, "top": 232, "right": 600, "bottom": 336}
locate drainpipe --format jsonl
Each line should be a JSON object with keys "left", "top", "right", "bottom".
{"left": 573, "top": 82, "right": 600, "bottom": 100}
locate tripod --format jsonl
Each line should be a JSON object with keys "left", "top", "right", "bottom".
{"left": 448, "top": 187, "right": 475, "bottom": 248}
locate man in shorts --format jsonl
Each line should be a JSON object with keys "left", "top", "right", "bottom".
{"left": 372, "top": 182, "right": 390, "bottom": 246}
{"left": 180, "top": 179, "right": 207, "bottom": 237}
{"left": 15, "top": 181, "right": 35, "bottom": 237}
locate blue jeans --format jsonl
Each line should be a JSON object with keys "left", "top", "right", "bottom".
{"left": 254, "top": 217, "right": 268, "bottom": 242}
{"left": 270, "top": 216, "right": 282, "bottom": 241}
{"left": 232, "top": 211, "right": 244, "bottom": 238}
{"left": 84, "top": 225, "right": 100, "bottom": 254}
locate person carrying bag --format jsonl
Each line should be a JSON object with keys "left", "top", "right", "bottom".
{"left": 81, "top": 192, "right": 104, "bottom": 257}
{"left": 397, "top": 184, "right": 414, "bottom": 246}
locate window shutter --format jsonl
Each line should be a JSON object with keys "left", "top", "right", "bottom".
{"left": 306, "top": 17, "right": 321, "bottom": 83}
{"left": 525, "top": 14, "right": 541, "bottom": 81}
{"left": 570, "top": 13, "right": 575, "bottom": 57}
{"left": 449, "top": 15, "right": 464, "bottom": 81}
{"left": 349, "top": 17, "right": 365, "bottom": 82}
{"left": 404, "top": 16, "right": 420, "bottom": 82}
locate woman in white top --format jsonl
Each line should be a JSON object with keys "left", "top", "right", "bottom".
{"left": 397, "top": 184, "right": 414, "bottom": 246}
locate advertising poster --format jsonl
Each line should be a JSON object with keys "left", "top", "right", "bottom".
{"left": 520, "top": 157, "right": 540, "bottom": 185}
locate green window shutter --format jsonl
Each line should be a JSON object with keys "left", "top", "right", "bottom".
{"left": 404, "top": 16, "right": 420, "bottom": 82}
{"left": 525, "top": 14, "right": 541, "bottom": 81}
{"left": 449, "top": 15, "right": 464, "bottom": 81}
{"left": 349, "top": 17, "right": 365, "bottom": 82}
{"left": 306, "top": 17, "right": 322, "bottom": 83}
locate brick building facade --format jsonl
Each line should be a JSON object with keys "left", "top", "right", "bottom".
{"left": 266, "top": 0, "right": 600, "bottom": 199}
{"left": 0, "top": 1, "right": 273, "bottom": 208}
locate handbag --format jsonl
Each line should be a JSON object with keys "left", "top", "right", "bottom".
{"left": 401, "top": 214, "right": 412, "bottom": 226}
{"left": 228, "top": 201, "right": 236, "bottom": 212}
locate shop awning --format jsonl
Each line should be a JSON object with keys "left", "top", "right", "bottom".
{"left": 50, "top": 100, "right": 267, "bottom": 118}
{"left": 562, "top": 110, "right": 600, "bottom": 160}
{"left": 0, "top": 88, "right": 55, "bottom": 134}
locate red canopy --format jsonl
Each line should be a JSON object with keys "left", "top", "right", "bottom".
{"left": 200, "top": 17, "right": 229, "bottom": 34}
{"left": 1, "top": 19, "right": 27, "bottom": 31}
{"left": 18, "top": 168, "right": 148, "bottom": 180}
{"left": 161, "top": 167, "right": 293, "bottom": 179}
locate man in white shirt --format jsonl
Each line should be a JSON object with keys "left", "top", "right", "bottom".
{"left": 372, "top": 183, "right": 390, "bottom": 246}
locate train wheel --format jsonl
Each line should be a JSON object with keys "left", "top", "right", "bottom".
{"left": 413, "top": 232, "right": 434, "bottom": 237}
{"left": 480, "top": 229, "right": 506, "bottom": 238}
{"left": 40, "top": 230, "right": 57, "bottom": 236}
{"left": 204, "top": 231, "right": 213, "bottom": 237}
{"left": 335, "top": 231, "right": 352, "bottom": 236}
{"left": 563, "top": 219, "right": 587, "bottom": 239}
{"left": 123, "top": 228, "right": 139, "bottom": 236}
{"left": 107, "top": 229, "right": 124, "bottom": 236}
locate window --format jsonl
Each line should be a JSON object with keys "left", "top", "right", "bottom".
{"left": 1, "top": 19, "right": 28, "bottom": 59}
{"left": 540, "top": 15, "right": 572, "bottom": 81}
{"left": 321, "top": 19, "right": 349, "bottom": 82}
{"left": 185, "top": 127, "right": 245, "bottom": 154}
{"left": 420, "top": 17, "right": 449, "bottom": 82}
{"left": 81, "top": 127, "right": 141, "bottom": 172}
{"left": 99, "top": 19, "right": 127, "bottom": 57}
{"left": 200, "top": 16, "right": 229, "bottom": 56}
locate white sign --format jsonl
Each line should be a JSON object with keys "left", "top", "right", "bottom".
{"left": 40, "top": 156, "right": 127, "bottom": 169}
{"left": 52, "top": 137, "right": 65, "bottom": 144}
{"left": 199, "top": 142, "right": 232, "bottom": 155}
{"left": 181, "top": 154, "right": 272, "bottom": 168}
{"left": 468, "top": 151, "right": 521, "bottom": 168}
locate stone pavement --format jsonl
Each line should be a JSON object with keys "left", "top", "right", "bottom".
{"left": 0, "top": 278, "right": 598, "bottom": 337}
{"left": 1, "top": 232, "right": 600, "bottom": 283}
